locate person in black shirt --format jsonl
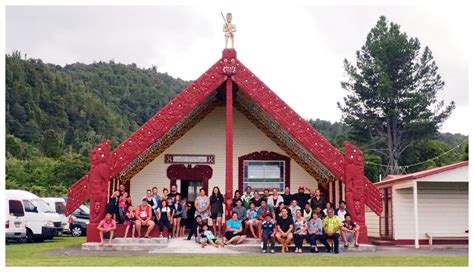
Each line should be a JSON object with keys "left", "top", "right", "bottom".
{"left": 209, "top": 186, "right": 224, "bottom": 238}
{"left": 106, "top": 191, "right": 120, "bottom": 221}
{"left": 186, "top": 216, "right": 204, "bottom": 241}
{"left": 275, "top": 207, "right": 294, "bottom": 253}
{"left": 250, "top": 191, "right": 262, "bottom": 207}
{"left": 274, "top": 201, "right": 286, "bottom": 218}
{"left": 262, "top": 189, "right": 270, "bottom": 204}
{"left": 232, "top": 190, "right": 242, "bottom": 207}
{"left": 281, "top": 186, "right": 293, "bottom": 206}
{"left": 310, "top": 189, "right": 327, "bottom": 210}
{"left": 293, "top": 185, "right": 311, "bottom": 208}
{"left": 168, "top": 184, "right": 178, "bottom": 203}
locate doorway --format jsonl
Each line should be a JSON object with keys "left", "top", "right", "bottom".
{"left": 180, "top": 180, "right": 203, "bottom": 202}
{"left": 181, "top": 180, "right": 202, "bottom": 226}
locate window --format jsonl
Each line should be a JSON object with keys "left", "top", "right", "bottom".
{"left": 55, "top": 202, "right": 66, "bottom": 214}
{"left": 23, "top": 200, "right": 36, "bottom": 213}
{"left": 243, "top": 161, "right": 285, "bottom": 191}
{"left": 9, "top": 200, "right": 25, "bottom": 217}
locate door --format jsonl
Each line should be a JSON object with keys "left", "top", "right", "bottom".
{"left": 181, "top": 180, "right": 202, "bottom": 223}
{"left": 380, "top": 187, "right": 393, "bottom": 239}
{"left": 181, "top": 180, "right": 203, "bottom": 202}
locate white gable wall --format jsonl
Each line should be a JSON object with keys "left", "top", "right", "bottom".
{"left": 392, "top": 181, "right": 468, "bottom": 240}
{"left": 130, "top": 106, "right": 318, "bottom": 202}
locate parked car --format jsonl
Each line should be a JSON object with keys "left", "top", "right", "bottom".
{"left": 5, "top": 198, "right": 26, "bottom": 242}
{"left": 6, "top": 190, "right": 62, "bottom": 242}
{"left": 42, "top": 197, "right": 69, "bottom": 235}
{"left": 68, "top": 204, "right": 89, "bottom": 237}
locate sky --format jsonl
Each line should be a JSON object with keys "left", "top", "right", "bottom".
{"left": 5, "top": 5, "right": 470, "bottom": 135}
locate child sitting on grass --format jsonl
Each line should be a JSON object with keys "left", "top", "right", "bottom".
{"left": 200, "top": 225, "right": 222, "bottom": 248}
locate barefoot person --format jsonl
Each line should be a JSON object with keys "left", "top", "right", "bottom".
{"left": 135, "top": 198, "right": 155, "bottom": 238}
{"left": 97, "top": 213, "right": 116, "bottom": 247}
{"left": 244, "top": 202, "right": 260, "bottom": 239}
{"left": 224, "top": 212, "right": 246, "bottom": 245}
{"left": 200, "top": 225, "right": 222, "bottom": 248}
{"left": 172, "top": 194, "right": 183, "bottom": 238}
{"left": 275, "top": 207, "right": 294, "bottom": 253}
{"left": 209, "top": 186, "right": 224, "bottom": 238}
{"left": 123, "top": 205, "right": 136, "bottom": 238}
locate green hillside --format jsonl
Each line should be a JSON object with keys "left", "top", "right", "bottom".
{"left": 5, "top": 52, "right": 468, "bottom": 196}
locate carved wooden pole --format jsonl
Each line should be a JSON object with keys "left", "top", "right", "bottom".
{"left": 344, "top": 141, "right": 368, "bottom": 243}
{"left": 225, "top": 78, "right": 234, "bottom": 218}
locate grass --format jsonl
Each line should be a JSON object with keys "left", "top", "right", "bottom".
{"left": 5, "top": 236, "right": 468, "bottom": 266}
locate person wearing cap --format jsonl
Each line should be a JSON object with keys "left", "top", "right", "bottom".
{"left": 293, "top": 185, "right": 312, "bottom": 208}
{"left": 261, "top": 213, "right": 276, "bottom": 253}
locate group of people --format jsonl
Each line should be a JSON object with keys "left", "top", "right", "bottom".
{"left": 97, "top": 184, "right": 361, "bottom": 254}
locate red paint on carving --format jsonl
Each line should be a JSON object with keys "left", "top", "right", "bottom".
{"left": 66, "top": 48, "right": 383, "bottom": 244}
{"left": 225, "top": 78, "right": 233, "bottom": 204}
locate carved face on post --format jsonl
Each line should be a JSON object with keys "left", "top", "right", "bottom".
{"left": 226, "top": 13, "right": 232, "bottom": 23}
{"left": 92, "top": 201, "right": 101, "bottom": 217}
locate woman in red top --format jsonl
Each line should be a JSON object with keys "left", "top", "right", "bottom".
{"left": 118, "top": 191, "right": 132, "bottom": 223}
{"left": 135, "top": 198, "right": 155, "bottom": 238}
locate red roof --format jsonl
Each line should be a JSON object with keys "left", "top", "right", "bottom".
{"left": 376, "top": 161, "right": 469, "bottom": 187}
{"left": 66, "top": 49, "right": 382, "bottom": 216}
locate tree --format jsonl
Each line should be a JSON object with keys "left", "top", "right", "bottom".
{"left": 338, "top": 16, "right": 455, "bottom": 174}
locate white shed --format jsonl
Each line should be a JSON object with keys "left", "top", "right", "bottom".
{"left": 366, "top": 161, "right": 469, "bottom": 247}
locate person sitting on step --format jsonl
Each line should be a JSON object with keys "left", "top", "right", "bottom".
{"left": 185, "top": 215, "right": 205, "bottom": 242}
{"left": 200, "top": 224, "right": 222, "bottom": 248}
{"left": 341, "top": 213, "right": 360, "bottom": 248}
{"left": 306, "top": 211, "right": 323, "bottom": 253}
{"left": 320, "top": 207, "right": 342, "bottom": 254}
{"left": 293, "top": 209, "right": 308, "bottom": 254}
{"left": 135, "top": 198, "right": 155, "bottom": 238}
{"left": 275, "top": 207, "right": 294, "bottom": 253}
{"left": 97, "top": 212, "right": 116, "bottom": 247}
{"left": 244, "top": 202, "right": 260, "bottom": 239}
{"left": 223, "top": 212, "right": 246, "bottom": 245}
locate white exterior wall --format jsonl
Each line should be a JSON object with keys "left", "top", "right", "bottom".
{"left": 130, "top": 106, "right": 317, "bottom": 202}
{"left": 365, "top": 207, "right": 380, "bottom": 238}
{"left": 392, "top": 181, "right": 468, "bottom": 240}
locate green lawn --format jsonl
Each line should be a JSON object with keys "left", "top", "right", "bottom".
{"left": 5, "top": 236, "right": 468, "bottom": 266}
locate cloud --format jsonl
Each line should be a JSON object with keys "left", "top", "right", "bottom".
{"left": 5, "top": 5, "right": 469, "bottom": 134}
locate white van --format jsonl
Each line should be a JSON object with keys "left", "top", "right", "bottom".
{"left": 6, "top": 190, "right": 62, "bottom": 242}
{"left": 42, "top": 197, "right": 69, "bottom": 234}
{"left": 5, "top": 198, "right": 27, "bottom": 242}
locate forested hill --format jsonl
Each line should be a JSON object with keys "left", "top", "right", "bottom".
{"left": 6, "top": 52, "right": 190, "bottom": 157}
{"left": 5, "top": 52, "right": 189, "bottom": 196}
{"left": 5, "top": 52, "right": 468, "bottom": 196}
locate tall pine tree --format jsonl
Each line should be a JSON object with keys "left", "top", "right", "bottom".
{"left": 338, "top": 16, "right": 455, "bottom": 174}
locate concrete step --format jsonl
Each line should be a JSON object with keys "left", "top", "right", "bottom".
{"left": 370, "top": 239, "right": 396, "bottom": 246}
{"left": 82, "top": 242, "right": 167, "bottom": 251}
{"left": 112, "top": 238, "right": 168, "bottom": 244}
{"left": 225, "top": 243, "right": 376, "bottom": 253}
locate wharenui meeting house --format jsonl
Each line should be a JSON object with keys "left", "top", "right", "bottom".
{"left": 65, "top": 48, "right": 383, "bottom": 243}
